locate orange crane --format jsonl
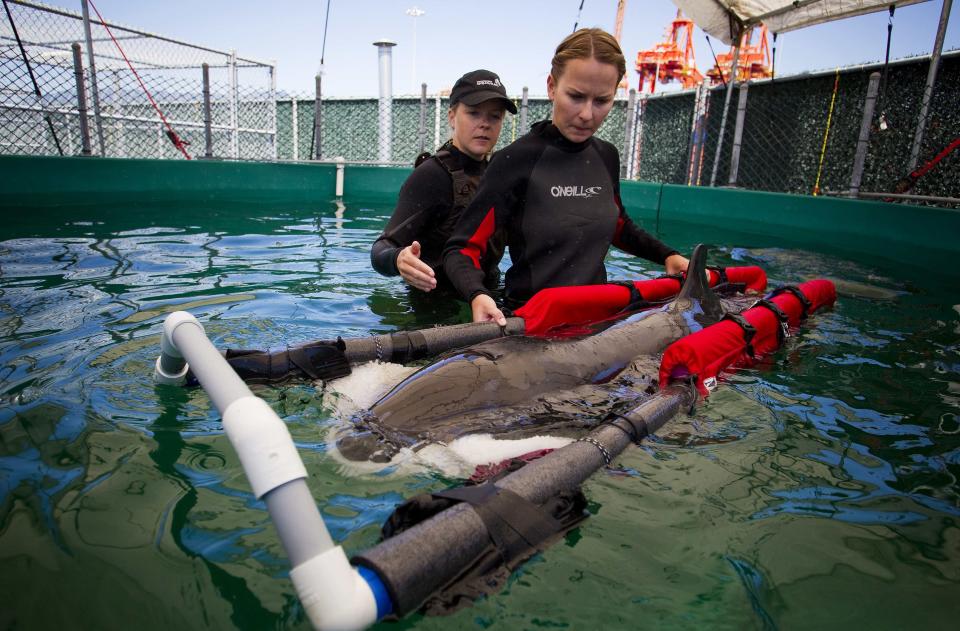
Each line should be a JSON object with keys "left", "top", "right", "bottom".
{"left": 706, "top": 25, "right": 773, "bottom": 85}
{"left": 635, "top": 10, "right": 703, "bottom": 93}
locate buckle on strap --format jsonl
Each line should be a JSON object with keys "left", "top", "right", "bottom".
{"left": 751, "top": 298, "right": 790, "bottom": 343}
{"left": 722, "top": 312, "right": 757, "bottom": 358}
{"left": 768, "top": 285, "right": 812, "bottom": 320}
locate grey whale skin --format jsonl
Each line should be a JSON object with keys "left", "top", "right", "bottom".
{"left": 340, "top": 245, "right": 724, "bottom": 462}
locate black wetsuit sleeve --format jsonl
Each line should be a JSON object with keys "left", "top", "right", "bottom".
{"left": 601, "top": 144, "right": 678, "bottom": 264}
{"left": 443, "top": 149, "right": 527, "bottom": 302}
{"left": 370, "top": 162, "right": 452, "bottom": 277}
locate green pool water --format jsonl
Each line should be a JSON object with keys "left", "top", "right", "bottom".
{"left": 1, "top": 198, "right": 958, "bottom": 630}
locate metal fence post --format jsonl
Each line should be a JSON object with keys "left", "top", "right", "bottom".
{"left": 728, "top": 83, "right": 750, "bottom": 186}
{"left": 269, "top": 61, "right": 277, "bottom": 160}
{"left": 202, "top": 63, "right": 213, "bottom": 158}
{"left": 373, "top": 39, "right": 396, "bottom": 163}
{"left": 229, "top": 50, "right": 239, "bottom": 159}
{"left": 313, "top": 74, "right": 323, "bottom": 160}
{"left": 907, "top": 0, "right": 952, "bottom": 172}
{"left": 622, "top": 89, "right": 636, "bottom": 180}
{"left": 710, "top": 43, "right": 741, "bottom": 186}
{"left": 520, "top": 87, "right": 529, "bottom": 133}
{"left": 71, "top": 43, "right": 92, "bottom": 156}
{"left": 850, "top": 72, "right": 882, "bottom": 197}
{"left": 434, "top": 92, "right": 442, "bottom": 150}
{"left": 418, "top": 82, "right": 427, "bottom": 154}
{"left": 291, "top": 97, "right": 299, "bottom": 161}
{"left": 634, "top": 95, "right": 646, "bottom": 180}
{"left": 79, "top": 0, "right": 105, "bottom": 156}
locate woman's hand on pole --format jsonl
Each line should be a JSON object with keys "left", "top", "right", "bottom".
{"left": 665, "top": 253, "right": 689, "bottom": 276}
{"left": 397, "top": 241, "right": 437, "bottom": 291}
{"left": 471, "top": 293, "right": 506, "bottom": 326}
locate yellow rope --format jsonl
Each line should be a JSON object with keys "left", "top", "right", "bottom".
{"left": 813, "top": 68, "right": 840, "bottom": 196}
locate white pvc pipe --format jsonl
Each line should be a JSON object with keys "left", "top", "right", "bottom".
{"left": 155, "top": 311, "right": 382, "bottom": 630}
{"left": 373, "top": 40, "right": 396, "bottom": 163}
{"left": 336, "top": 156, "right": 345, "bottom": 197}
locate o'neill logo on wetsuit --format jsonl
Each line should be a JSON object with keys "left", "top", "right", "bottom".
{"left": 550, "top": 185, "right": 602, "bottom": 198}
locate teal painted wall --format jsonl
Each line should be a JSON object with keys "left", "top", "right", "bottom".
{"left": 2, "top": 155, "right": 957, "bottom": 280}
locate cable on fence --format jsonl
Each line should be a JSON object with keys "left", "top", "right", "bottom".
{"left": 877, "top": 4, "right": 896, "bottom": 129}
{"left": 572, "top": 0, "right": 585, "bottom": 32}
{"left": 771, "top": 32, "right": 777, "bottom": 81}
{"left": 705, "top": 36, "right": 726, "bottom": 87}
{"left": 812, "top": 69, "right": 840, "bottom": 196}
{"left": 86, "top": 0, "right": 191, "bottom": 159}
{"left": 310, "top": 0, "right": 333, "bottom": 160}
{"left": 887, "top": 137, "right": 960, "bottom": 199}
{"left": 3, "top": 0, "right": 64, "bottom": 155}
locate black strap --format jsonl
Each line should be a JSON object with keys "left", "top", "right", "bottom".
{"left": 707, "top": 266, "right": 728, "bottom": 285}
{"left": 433, "top": 483, "right": 564, "bottom": 563}
{"left": 751, "top": 298, "right": 789, "bottom": 344}
{"left": 768, "top": 285, "right": 811, "bottom": 320}
{"left": 388, "top": 330, "right": 430, "bottom": 363}
{"left": 609, "top": 280, "right": 652, "bottom": 313}
{"left": 722, "top": 312, "right": 757, "bottom": 358}
{"left": 603, "top": 412, "right": 649, "bottom": 445}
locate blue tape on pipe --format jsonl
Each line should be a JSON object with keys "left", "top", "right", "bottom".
{"left": 356, "top": 565, "right": 393, "bottom": 619}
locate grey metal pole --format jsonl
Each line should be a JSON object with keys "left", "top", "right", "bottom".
{"left": 418, "top": 82, "right": 427, "bottom": 154}
{"left": 849, "top": 72, "right": 882, "bottom": 197}
{"left": 728, "top": 83, "right": 750, "bottom": 186}
{"left": 907, "top": 0, "right": 952, "bottom": 172}
{"left": 79, "top": 0, "right": 105, "bottom": 156}
{"left": 622, "top": 89, "right": 636, "bottom": 180}
{"left": 229, "top": 50, "right": 239, "bottom": 159}
{"left": 291, "top": 97, "right": 299, "bottom": 161}
{"left": 710, "top": 43, "right": 741, "bottom": 187}
{"left": 687, "top": 80, "right": 708, "bottom": 185}
{"left": 202, "top": 63, "right": 213, "bottom": 158}
{"left": 71, "top": 43, "right": 92, "bottom": 156}
{"left": 520, "top": 86, "right": 529, "bottom": 133}
{"left": 313, "top": 74, "right": 323, "bottom": 160}
{"left": 373, "top": 39, "right": 397, "bottom": 163}
{"left": 269, "top": 62, "right": 278, "bottom": 160}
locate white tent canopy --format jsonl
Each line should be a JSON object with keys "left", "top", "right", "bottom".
{"left": 671, "top": 0, "right": 931, "bottom": 44}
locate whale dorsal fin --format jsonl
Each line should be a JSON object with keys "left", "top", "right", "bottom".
{"left": 671, "top": 243, "right": 723, "bottom": 321}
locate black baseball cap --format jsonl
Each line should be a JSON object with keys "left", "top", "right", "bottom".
{"left": 449, "top": 69, "right": 517, "bottom": 114}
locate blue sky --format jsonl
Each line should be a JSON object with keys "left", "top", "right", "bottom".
{"left": 54, "top": 0, "right": 959, "bottom": 96}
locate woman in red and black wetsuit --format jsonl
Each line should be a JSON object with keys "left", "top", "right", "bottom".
{"left": 443, "top": 29, "right": 689, "bottom": 325}
{"left": 371, "top": 70, "right": 514, "bottom": 293}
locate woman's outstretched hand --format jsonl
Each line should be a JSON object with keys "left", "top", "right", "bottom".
{"left": 665, "top": 253, "right": 689, "bottom": 276}
{"left": 470, "top": 293, "right": 507, "bottom": 326}
{"left": 397, "top": 241, "right": 437, "bottom": 291}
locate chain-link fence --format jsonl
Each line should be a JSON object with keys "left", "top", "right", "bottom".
{"left": 277, "top": 91, "right": 631, "bottom": 166}
{"left": 1, "top": 0, "right": 275, "bottom": 160}
{"left": 3, "top": 1, "right": 956, "bottom": 205}
{"left": 631, "top": 51, "right": 959, "bottom": 203}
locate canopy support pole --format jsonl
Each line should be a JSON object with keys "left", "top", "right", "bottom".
{"left": 907, "top": 0, "right": 952, "bottom": 172}
{"left": 709, "top": 43, "right": 740, "bottom": 187}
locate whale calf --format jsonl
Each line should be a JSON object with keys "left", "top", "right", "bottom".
{"left": 338, "top": 245, "right": 730, "bottom": 462}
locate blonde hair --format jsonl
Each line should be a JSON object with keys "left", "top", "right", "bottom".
{"left": 550, "top": 28, "right": 626, "bottom": 82}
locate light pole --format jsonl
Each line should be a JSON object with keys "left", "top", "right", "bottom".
{"left": 405, "top": 6, "right": 425, "bottom": 94}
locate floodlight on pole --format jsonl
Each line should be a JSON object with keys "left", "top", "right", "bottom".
{"left": 406, "top": 6, "right": 426, "bottom": 94}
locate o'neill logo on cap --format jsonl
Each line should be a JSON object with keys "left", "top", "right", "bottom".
{"left": 551, "top": 185, "right": 602, "bottom": 198}
{"left": 476, "top": 79, "right": 502, "bottom": 87}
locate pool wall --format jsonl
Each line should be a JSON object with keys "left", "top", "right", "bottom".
{"left": 3, "top": 155, "right": 957, "bottom": 279}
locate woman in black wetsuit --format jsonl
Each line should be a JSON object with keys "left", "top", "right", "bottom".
{"left": 443, "top": 29, "right": 689, "bottom": 325}
{"left": 370, "top": 69, "right": 515, "bottom": 293}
